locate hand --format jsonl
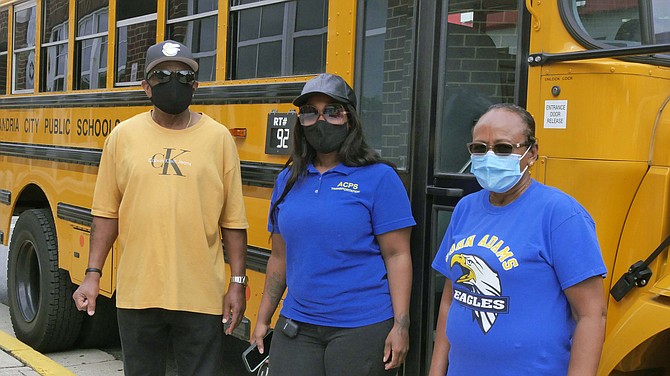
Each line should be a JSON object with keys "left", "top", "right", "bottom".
{"left": 251, "top": 323, "right": 271, "bottom": 355}
{"left": 383, "top": 321, "right": 410, "bottom": 370}
{"left": 222, "top": 283, "right": 246, "bottom": 335}
{"left": 72, "top": 275, "right": 101, "bottom": 316}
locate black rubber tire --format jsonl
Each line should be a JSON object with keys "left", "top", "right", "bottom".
{"left": 7, "top": 208, "right": 82, "bottom": 352}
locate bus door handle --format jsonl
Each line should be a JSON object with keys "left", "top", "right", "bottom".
{"left": 426, "top": 185, "right": 463, "bottom": 197}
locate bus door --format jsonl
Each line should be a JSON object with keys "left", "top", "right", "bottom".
{"left": 417, "top": 0, "right": 529, "bottom": 372}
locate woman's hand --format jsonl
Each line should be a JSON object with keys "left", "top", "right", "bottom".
{"left": 383, "top": 319, "right": 410, "bottom": 370}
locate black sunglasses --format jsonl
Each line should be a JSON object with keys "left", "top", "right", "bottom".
{"left": 299, "top": 104, "right": 348, "bottom": 126}
{"left": 467, "top": 141, "right": 532, "bottom": 156}
{"left": 146, "top": 70, "right": 196, "bottom": 85}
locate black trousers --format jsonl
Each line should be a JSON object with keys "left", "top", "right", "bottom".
{"left": 268, "top": 316, "right": 397, "bottom": 376}
{"left": 117, "top": 308, "right": 224, "bottom": 376}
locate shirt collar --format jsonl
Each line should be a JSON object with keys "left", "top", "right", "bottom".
{"left": 306, "top": 162, "right": 356, "bottom": 176}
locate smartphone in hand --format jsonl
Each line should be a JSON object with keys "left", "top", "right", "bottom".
{"left": 242, "top": 330, "right": 273, "bottom": 373}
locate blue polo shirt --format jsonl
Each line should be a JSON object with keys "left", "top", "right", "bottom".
{"left": 268, "top": 162, "right": 416, "bottom": 327}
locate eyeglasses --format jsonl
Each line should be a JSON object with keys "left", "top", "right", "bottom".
{"left": 467, "top": 141, "right": 532, "bottom": 156}
{"left": 299, "top": 104, "right": 347, "bottom": 126}
{"left": 146, "top": 70, "right": 196, "bottom": 85}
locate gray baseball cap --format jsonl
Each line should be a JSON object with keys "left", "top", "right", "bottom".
{"left": 293, "top": 73, "right": 357, "bottom": 109}
{"left": 145, "top": 40, "right": 198, "bottom": 75}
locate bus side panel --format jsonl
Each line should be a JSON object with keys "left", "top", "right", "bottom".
{"left": 541, "top": 158, "right": 647, "bottom": 298}
{"left": 599, "top": 167, "right": 670, "bottom": 375}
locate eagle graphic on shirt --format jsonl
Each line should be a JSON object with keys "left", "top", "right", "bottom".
{"left": 450, "top": 253, "right": 505, "bottom": 333}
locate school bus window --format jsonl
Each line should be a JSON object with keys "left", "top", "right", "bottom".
{"left": 75, "top": 0, "right": 108, "bottom": 90}
{"left": 573, "top": 0, "right": 670, "bottom": 47}
{"left": 167, "top": 0, "right": 218, "bottom": 82}
{"left": 115, "top": 0, "right": 156, "bottom": 86}
{"left": 40, "top": 0, "right": 68, "bottom": 92}
{"left": 229, "top": 0, "right": 328, "bottom": 80}
{"left": 12, "top": 1, "right": 36, "bottom": 94}
{"left": 0, "top": 8, "right": 8, "bottom": 95}
{"left": 292, "top": 0, "right": 327, "bottom": 75}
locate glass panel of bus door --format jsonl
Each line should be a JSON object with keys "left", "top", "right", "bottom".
{"left": 424, "top": 0, "right": 527, "bottom": 369}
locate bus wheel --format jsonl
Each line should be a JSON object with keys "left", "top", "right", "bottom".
{"left": 8, "top": 208, "right": 82, "bottom": 352}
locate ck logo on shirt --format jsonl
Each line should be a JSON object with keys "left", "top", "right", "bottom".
{"left": 331, "top": 181, "right": 360, "bottom": 193}
{"left": 450, "top": 253, "right": 509, "bottom": 334}
{"left": 148, "top": 148, "right": 192, "bottom": 176}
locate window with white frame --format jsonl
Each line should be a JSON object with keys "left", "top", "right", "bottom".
{"left": 115, "top": 0, "right": 156, "bottom": 86}
{"left": 229, "top": 0, "right": 328, "bottom": 80}
{"left": 75, "top": 0, "right": 108, "bottom": 90}
{"left": 12, "top": 1, "right": 36, "bottom": 93}
{"left": 167, "top": 0, "right": 217, "bottom": 82}
{"left": 41, "top": 0, "right": 68, "bottom": 92}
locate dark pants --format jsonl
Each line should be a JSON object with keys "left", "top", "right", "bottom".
{"left": 117, "top": 308, "right": 224, "bottom": 376}
{"left": 268, "top": 316, "right": 397, "bottom": 376}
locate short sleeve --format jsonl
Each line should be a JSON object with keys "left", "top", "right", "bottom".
{"left": 267, "top": 169, "right": 289, "bottom": 233}
{"left": 91, "top": 133, "right": 122, "bottom": 218}
{"left": 550, "top": 209, "right": 607, "bottom": 290}
{"left": 371, "top": 168, "right": 416, "bottom": 235}
{"left": 219, "top": 133, "right": 249, "bottom": 229}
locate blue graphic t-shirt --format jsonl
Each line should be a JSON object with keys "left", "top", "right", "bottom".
{"left": 432, "top": 180, "right": 606, "bottom": 375}
{"left": 269, "top": 162, "right": 416, "bottom": 327}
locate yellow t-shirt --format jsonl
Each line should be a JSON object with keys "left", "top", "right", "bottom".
{"left": 92, "top": 112, "right": 248, "bottom": 314}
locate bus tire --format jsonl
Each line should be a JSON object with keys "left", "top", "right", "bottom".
{"left": 8, "top": 208, "right": 82, "bottom": 352}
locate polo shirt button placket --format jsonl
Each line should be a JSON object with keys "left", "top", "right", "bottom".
{"left": 315, "top": 175, "right": 322, "bottom": 194}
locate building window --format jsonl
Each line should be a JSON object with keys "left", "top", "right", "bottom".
{"left": 75, "top": 0, "right": 108, "bottom": 90}
{"left": 41, "top": 0, "right": 68, "bottom": 92}
{"left": 12, "top": 1, "right": 36, "bottom": 93}
{"left": 0, "top": 8, "right": 8, "bottom": 95}
{"left": 229, "top": 0, "right": 328, "bottom": 80}
{"left": 115, "top": 0, "right": 156, "bottom": 86}
{"left": 167, "top": 0, "right": 217, "bottom": 82}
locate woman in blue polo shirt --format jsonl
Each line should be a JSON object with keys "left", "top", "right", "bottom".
{"left": 251, "top": 73, "right": 416, "bottom": 376}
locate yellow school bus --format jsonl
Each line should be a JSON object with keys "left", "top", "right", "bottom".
{"left": 0, "top": 0, "right": 669, "bottom": 374}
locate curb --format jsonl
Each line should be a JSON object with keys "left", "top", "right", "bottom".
{"left": 0, "top": 330, "right": 76, "bottom": 375}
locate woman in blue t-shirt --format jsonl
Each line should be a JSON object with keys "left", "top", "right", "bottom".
{"left": 429, "top": 103, "right": 607, "bottom": 376}
{"left": 251, "top": 73, "right": 416, "bottom": 375}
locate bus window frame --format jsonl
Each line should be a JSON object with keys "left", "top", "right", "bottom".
{"left": 166, "top": 9, "right": 218, "bottom": 82}
{"left": 227, "top": 0, "right": 328, "bottom": 80}
{"left": 74, "top": 4, "right": 109, "bottom": 90}
{"left": 114, "top": 13, "right": 157, "bottom": 87}
{"left": 557, "top": 0, "right": 670, "bottom": 66}
{"left": 12, "top": 0, "right": 36, "bottom": 94}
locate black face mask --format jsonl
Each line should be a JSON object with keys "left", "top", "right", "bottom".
{"left": 150, "top": 77, "right": 194, "bottom": 115}
{"left": 302, "top": 120, "right": 348, "bottom": 154}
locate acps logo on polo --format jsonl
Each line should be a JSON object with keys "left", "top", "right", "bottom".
{"left": 162, "top": 42, "right": 181, "bottom": 57}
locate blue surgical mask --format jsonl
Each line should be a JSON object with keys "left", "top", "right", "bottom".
{"left": 470, "top": 147, "right": 531, "bottom": 193}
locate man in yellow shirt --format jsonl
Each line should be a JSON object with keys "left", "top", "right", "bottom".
{"left": 72, "top": 40, "right": 249, "bottom": 375}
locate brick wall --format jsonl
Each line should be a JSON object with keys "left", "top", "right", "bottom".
{"left": 381, "top": 0, "right": 414, "bottom": 169}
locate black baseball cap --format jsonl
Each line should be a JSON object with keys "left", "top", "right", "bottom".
{"left": 145, "top": 40, "right": 198, "bottom": 75}
{"left": 293, "top": 73, "right": 357, "bottom": 109}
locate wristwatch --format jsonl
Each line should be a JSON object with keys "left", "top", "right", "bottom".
{"left": 230, "top": 275, "right": 248, "bottom": 287}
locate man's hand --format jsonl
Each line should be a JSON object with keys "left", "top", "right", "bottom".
{"left": 222, "top": 283, "right": 246, "bottom": 335}
{"left": 72, "top": 275, "right": 101, "bottom": 316}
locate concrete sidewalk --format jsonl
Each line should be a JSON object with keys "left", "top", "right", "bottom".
{"left": 0, "top": 305, "right": 124, "bottom": 375}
